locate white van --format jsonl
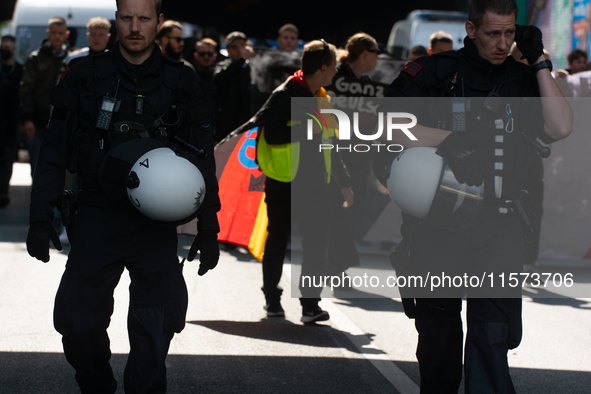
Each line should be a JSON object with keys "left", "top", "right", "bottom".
{"left": 10, "top": 0, "right": 116, "bottom": 64}
{"left": 387, "top": 10, "right": 468, "bottom": 59}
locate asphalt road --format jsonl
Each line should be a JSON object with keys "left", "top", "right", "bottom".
{"left": 1, "top": 162, "right": 590, "bottom": 393}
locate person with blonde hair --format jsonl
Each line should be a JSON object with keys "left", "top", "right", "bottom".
{"left": 336, "top": 32, "right": 379, "bottom": 79}
{"left": 325, "top": 32, "right": 379, "bottom": 280}
{"left": 429, "top": 30, "right": 453, "bottom": 55}
{"left": 242, "top": 39, "right": 353, "bottom": 322}
{"left": 62, "top": 17, "right": 111, "bottom": 68}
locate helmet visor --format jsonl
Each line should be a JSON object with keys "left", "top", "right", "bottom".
{"left": 427, "top": 164, "right": 484, "bottom": 232}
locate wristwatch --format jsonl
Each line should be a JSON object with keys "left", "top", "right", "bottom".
{"left": 532, "top": 59, "right": 553, "bottom": 73}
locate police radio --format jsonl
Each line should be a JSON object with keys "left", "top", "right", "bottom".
{"left": 96, "top": 96, "right": 117, "bottom": 130}
{"left": 451, "top": 98, "right": 467, "bottom": 132}
{"left": 96, "top": 80, "right": 120, "bottom": 131}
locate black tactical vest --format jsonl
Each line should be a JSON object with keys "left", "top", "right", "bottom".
{"left": 73, "top": 52, "right": 186, "bottom": 192}
{"left": 427, "top": 51, "right": 541, "bottom": 204}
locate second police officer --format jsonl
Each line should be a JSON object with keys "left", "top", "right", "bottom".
{"left": 378, "top": 0, "right": 572, "bottom": 392}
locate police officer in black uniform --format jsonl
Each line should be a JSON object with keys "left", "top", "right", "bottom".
{"left": 25, "top": 0, "right": 220, "bottom": 392}
{"left": 379, "top": 0, "right": 572, "bottom": 392}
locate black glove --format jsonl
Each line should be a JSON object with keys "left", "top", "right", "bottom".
{"left": 26, "top": 221, "right": 62, "bottom": 263}
{"left": 436, "top": 132, "right": 483, "bottom": 187}
{"left": 188, "top": 233, "right": 220, "bottom": 276}
{"left": 515, "top": 25, "right": 544, "bottom": 65}
{"left": 372, "top": 150, "right": 395, "bottom": 188}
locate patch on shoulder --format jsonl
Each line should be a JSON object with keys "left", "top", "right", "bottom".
{"left": 401, "top": 61, "right": 423, "bottom": 77}
{"left": 60, "top": 66, "right": 71, "bottom": 80}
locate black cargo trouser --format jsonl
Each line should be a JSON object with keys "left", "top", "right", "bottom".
{"left": 409, "top": 217, "right": 525, "bottom": 394}
{"left": 261, "top": 178, "right": 329, "bottom": 307}
{"left": 54, "top": 205, "right": 188, "bottom": 394}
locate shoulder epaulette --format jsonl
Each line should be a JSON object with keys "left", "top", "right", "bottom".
{"left": 401, "top": 61, "right": 424, "bottom": 77}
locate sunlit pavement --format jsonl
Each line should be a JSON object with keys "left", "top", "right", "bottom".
{"left": 1, "top": 162, "right": 590, "bottom": 393}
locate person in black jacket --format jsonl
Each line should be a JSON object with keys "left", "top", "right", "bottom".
{"left": 213, "top": 31, "right": 254, "bottom": 143}
{"left": 19, "top": 16, "right": 71, "bottom": 176}
{"left": 325, "top": 32, "right": 379, "bottom": 279}
{"left": 0, "top": 35, "right": 23, "bottom": 208}
{"left": 250, "top": 40, "right": 353, "bottom": 323}
{"left": 25, "top": 0, "right": 220, "bottom": 391}
{"left": 193, "top": 38, "right": 218, "bottom": 102}
{"left": 378, "top": 0, "right": 572, "bottom": 392}
{"left": 62, "top": 17, "right": 111, "bottom": 69}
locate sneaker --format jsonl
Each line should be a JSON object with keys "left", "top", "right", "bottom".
{"left": 264, "top": 302, "right": 285, "bottom": 317}
{"left": 301, "top": 307, "right": 330, "bottom": 323}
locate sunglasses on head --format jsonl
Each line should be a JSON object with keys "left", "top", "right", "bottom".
{"left": 318, "top": 38, "right": 329, "bottom": 68}
{"left": 197, "top": 51, "right": 215, "bottom": 57}
{"left": 168, "top": 36, "right": 183, "bottom": 43}
{"left": 366, "top": 48, "right": 379, "bottom": 54}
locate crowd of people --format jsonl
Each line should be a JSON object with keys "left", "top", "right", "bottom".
{"left": 0, "top": 0, "right": 578, "bottom": 392}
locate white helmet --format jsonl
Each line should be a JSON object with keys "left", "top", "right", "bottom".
{"left": 127, "top": 147, "right": 206, "bottom": 222}
{"left": 387, "top": 147, "right": 483, "bottom": 232}
{"left": 99, "top": 138, "right": 206, "bottom": 224}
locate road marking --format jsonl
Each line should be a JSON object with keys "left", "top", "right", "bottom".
{"left": 283, "top": 263, "right": 420, "bottom": 394}
{"left": 10, "top": 163, "right": 32, "bottom": 186}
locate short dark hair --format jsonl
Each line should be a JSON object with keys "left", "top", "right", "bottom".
{"left": 568, "top": 49, "right": 588, "bottom": 65}
{"left": 409, "top": 45, "right": 428, "bottom": 57}
{"left": 116, "top": 0, "right": 162, "bottom": 15}
{"left": 1, "top": 35, "right": 16, "bottom": 44}
{"left": 469, "top": 0, "right": 518, "bottom": 28}
{"left": 156, "top": 20, "right": 183, "bottom": 41}
{"left": 301, "top": 40, "right": 336, "bottom": 76}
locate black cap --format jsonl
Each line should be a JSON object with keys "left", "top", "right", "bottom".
{"left": 226, "top": 31, "right": 247, "bottom": 46}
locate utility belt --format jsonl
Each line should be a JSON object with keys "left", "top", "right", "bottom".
{"left": 478, "top": 190, "right": 538, "bottom": 241}
{"left": 479, "top": 204, "right": 519, "bottom": 220}
{"left": 79, "top": 102, "right": 206, "bottom": 191}
{"left": 78, "top": 190, "right": 131, "bottom": 209}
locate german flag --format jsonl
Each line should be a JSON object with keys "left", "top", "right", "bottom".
{"left": 214, "top": 127, "right": 267, "bottom": 261}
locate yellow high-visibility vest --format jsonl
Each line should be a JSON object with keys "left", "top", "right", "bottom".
{"left": 257, "top": 88, "right": 338, "bottom": 183}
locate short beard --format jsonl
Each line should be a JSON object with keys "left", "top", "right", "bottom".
{"left": 165, "top": 42, "right": 182, "bottom": 61}
{"left": 120, "top": 36, "right": 153, "bottom": 57}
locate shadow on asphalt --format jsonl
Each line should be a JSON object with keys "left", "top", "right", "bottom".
{"left": 523, "top": 287, "right": 591, "bottom": 309}
{"left": 2, "top": 351, "right": 590, "bottom": 394}
{"left": 332, "top": 296, "right": 406, "bottom": 313}
{"left": 333, "top": 290, "right": 591, "bottom": 312}
{"left": 0, "top": 351, "right": 397, "bottom": 393}
{"left": 187, "top": 318, "right": 382, "bottom": 355}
